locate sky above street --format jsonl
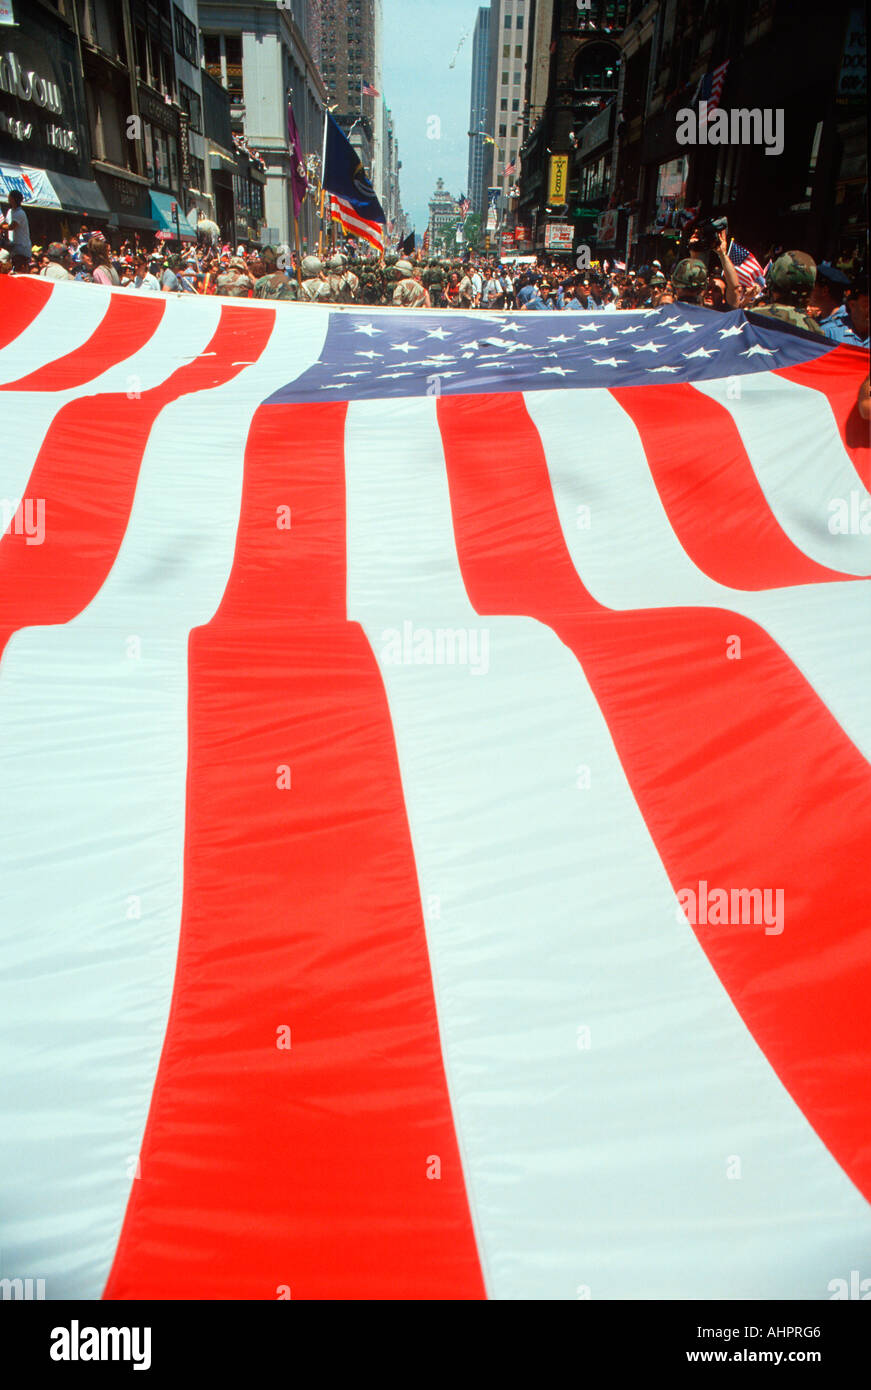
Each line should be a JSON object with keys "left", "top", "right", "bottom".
{"left": 382, "top": 0, "right": 480, "bottom": 235}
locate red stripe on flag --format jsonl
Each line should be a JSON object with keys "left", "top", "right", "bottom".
{"left": 611, "top": 383, "right": 854, "bottom": 588}
{"left": 437, "top": 390, "right": 871, "bottom": 1203}
{"left": 776, "top": 345, "right": 871, "bottom": 491}
{"left": 0, "top": 305, "right": 274, "bottom": 661}
{"left": 102, "top": 402, "right": 485, "bottom": 1300}
{"left": 0, "top": 295, "right": 165, "bottom": 393}
{"left": 0, "top": 274, "right": 52, "bottom": 350}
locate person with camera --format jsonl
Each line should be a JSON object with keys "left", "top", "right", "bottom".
{"left": 682, "top": 218, "right": 741, "bottom": 309}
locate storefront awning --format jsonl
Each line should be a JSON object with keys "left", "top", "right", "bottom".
{"left": 148, "top": 191, "right": 198, "bottom": 241}
{"left": 0, "top": 161, "right": 111, "bottom": 218}
{"left": 45, "top": 172, "right": 110, "bottom": 219}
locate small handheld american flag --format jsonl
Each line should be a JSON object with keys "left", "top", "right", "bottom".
{"left": 728, "top": 239, "right": 766, "bottom": 288}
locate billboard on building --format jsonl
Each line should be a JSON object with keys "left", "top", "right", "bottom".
{"left": 544, "top": 222, "right": 573, "bottom": 251}
{"left": 547, "top": 155, "right": 569, "bottom": 204}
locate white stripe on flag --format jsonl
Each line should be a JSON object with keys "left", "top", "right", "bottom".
{"left": 0, "top": 280, "right": 110, "bottom": 384}
{"left": 0, "top": 295, "right": 222, "bottom": 524}
{"left": 693, "top": 372, "right": 871, "bottom": 577}
{"left": 526, "top": 386, "right": 871, "bottom": 761}
{"left": 345, "top": 395, "right": 871, "bottom": 1299}
{"left": 0, "top": 303, "right": 329, "bottom": 1298}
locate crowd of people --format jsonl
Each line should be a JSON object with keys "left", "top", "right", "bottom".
{"left": 1, "top": 186, "right": 868, "bottom": 350}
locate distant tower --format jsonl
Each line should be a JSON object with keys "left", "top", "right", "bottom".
{"left": 467, "top": 7, "right": 490, "bottom": 215}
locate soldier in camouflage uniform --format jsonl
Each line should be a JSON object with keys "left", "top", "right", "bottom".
{"left": 752, "top": 252, "right": 824, "bottom": 336}
{"left": 670, "top": 258, "right": 709, "bottom": 306}
{"left": 421, "top": 256, "right": 447, "bottom": 308}
{"left": 392, "top": 258, "right": 430, "bottom": 308}
{"left": 356, "top": 260, "right": 383, "bottom": 305}
{"left": 299, "top": 255, "right": 332, "bottom": 303}
{"left": 326, "top": 252, "right": 359, "bottom": 304}
{"left": 251, "top": 245, "right": 299, "bottom": 301}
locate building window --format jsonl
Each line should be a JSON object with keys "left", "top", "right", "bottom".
{"left": 499, "top": 123, "right": 507, "bottom": 136}
{"left": 513, "top": 71, "right": 521, "bottom": 82}
{"left": 179, "top": 81, "right": 202, "bottom": 133}
{"left": 203, "top": 33, "right": 221, "bottom": 82}
{"left": 503, "top": 43, "right": 510, "bottom": 56}
{"left": 225, "top": 34, "right": 243, "bottom": 102}
{"left": 515, "top": 45, "right": 522, "bottom": 57}
{"left": 502, "top": 70, "right": 509, "bottom": 83}
{"left": 500, "top": 98, "right": 508, "bottom": 110}
{"left": 189, "top": 154, "right": 206, "bottom": 193}
{"left": 504, "top": 12, "right": 512, "bottom": 26}
{"left": 516, "top": 12, "right": 524, "bottom": 25}
{"left": 173, "top": 5, "right": 198, "bottom": 67}
{"left": 512, "top": 98, "right": 519, "bottom": 110}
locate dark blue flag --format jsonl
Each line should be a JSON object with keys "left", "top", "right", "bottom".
{"left": 322, "top": 113, "right": 386, "bottom": 225}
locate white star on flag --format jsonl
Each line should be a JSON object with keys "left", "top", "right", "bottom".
{"left": 592, "top": 357, "right": 628, "bottom": 367}
{"left": 541, "top": 366, "right": 574, "bottom": 376}
{"left": 648, "top": 365, "right": 680, "bottom": 373}
{"left": 425, "top": 327, "right": 450, "bottom": 340}
{"left": 633, "top": 342, "right": 663, "bottom": 354}
{"left": 355, "top": 350, "right": 382, "bottom": 359}
{"left": 548, "top": 335, "right": 571, "bottom": 343}
{"left": 586, "top": 336, "right": 615, "bottom": 346}
{"left": 391, "top": 341, "right": 414, "bottom": 353}
{"left": 670, "top": 323, "right": 700, "bottom": 334}
{"left": 683, "top": 347, "right": 718, "bottom": 359}
{"left": 719, "top": 324, "right": 747, "bottom": 338}
{"left": 354, "top": 323, "right": 382, "bottom": 337}
{"left": 741, "top": 344, "right": 777, "bottom": 357}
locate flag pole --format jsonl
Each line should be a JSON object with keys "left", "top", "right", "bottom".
{"left": 318, "top": 108, "right": 328, "bottom": 258}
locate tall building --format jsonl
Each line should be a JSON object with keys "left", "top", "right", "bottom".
{"left": 0, "top": 0, "right": 205, "bottom": 244}
{"left": 427, "top": 176, "right": 458, "bottom": 253}
{"left": 609, "top": 0, "right": 865, "bottom": 266}
{"left": 319, "top": 0, "right": 386, "bottom": 203}
{"left": 467, "top": 6, "right": 490, "bottom": 215}
{"left": 486, "top": 0, "right": 532, "bottom": 225}
{"left": 200, "top": 1, "right": 326, "bottom": 249}
{"left": 518, "top": 0, "right": 625, "bottom": 255}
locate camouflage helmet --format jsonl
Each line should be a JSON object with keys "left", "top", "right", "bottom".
{"left": 671, "top": 258, "right": 708, "bottom": 290}
{"left": 384, "top": 251, "right": 398, "bottom": 266}
{"left": 327, "top": 253, "right": 345, "bottom": 272}
{"left": 766, "top": 250, "right": 817, "bottom": 294}
{"left": 301, "top": 255, "right": 323, "bottom": 278}
{"left": 649, "top": 272, "right": 667, "bottom": 287}
{"left": 395, "top": 258, "right": 414, "bottom": 278}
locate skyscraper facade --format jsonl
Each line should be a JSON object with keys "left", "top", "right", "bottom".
{"left": 467, "top": 7, "right": 491, "bottom": 215}
{"left": 486, "top": 0, "right": 532, "bottom": 215}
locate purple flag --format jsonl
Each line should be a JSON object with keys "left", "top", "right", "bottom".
{"left": 286, "top": 101, "right": 308, "bottom": 222}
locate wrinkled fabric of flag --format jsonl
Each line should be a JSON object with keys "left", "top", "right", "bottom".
{"left": 0, "top": 275, "right": 869, "bottom": 1301}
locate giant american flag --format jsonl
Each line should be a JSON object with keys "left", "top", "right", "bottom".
{"left": 0, "top": 275, "right": 869, "bottom": 1301}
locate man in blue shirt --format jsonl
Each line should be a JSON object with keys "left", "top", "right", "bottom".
{"left": 812, "top": 263, "right": 869, "bottom": 348}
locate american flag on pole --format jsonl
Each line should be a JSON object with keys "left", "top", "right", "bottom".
{"left": 695, "top": 58, "right": 730, "bottom": 121}
{"left": 504, "top": 159, "right": 516, "bottom": 176}
{"left": 362, "top": 80, "right": 380, "bottom": 97}
{"left": 728, "top": 239, "right": 766, "bottom": 287}
{"left": 0, "top": 275, "right": 869, "bottom": 1300}
{"left": 329, "top": 191, "right": 384, "bottom": 252}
